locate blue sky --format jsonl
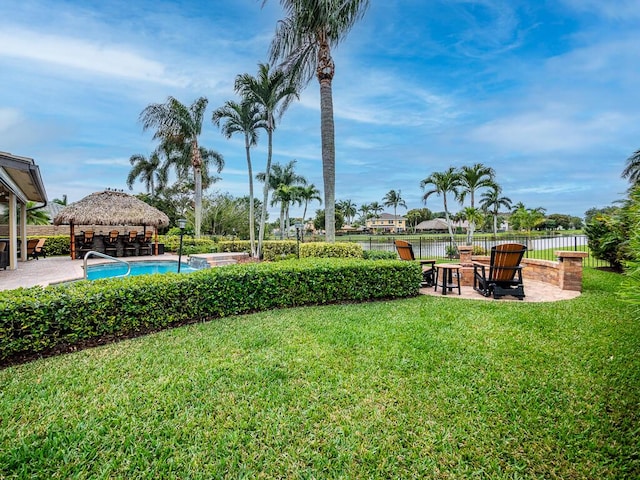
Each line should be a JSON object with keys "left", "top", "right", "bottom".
{"left": 1, "top": 0, "right": 636, "bottom": 220}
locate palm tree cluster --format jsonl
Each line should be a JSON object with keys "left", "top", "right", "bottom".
{"left": 265, "top": 0, "right": 371, "bottom": 243}
{"left": 132, "top": 96, "right": 225, "bottom": 238}
{"left": 128, "top": 1, "right": 370, "bottom": 255}
{"left": 421, "top": 163, "right": 509, "bottom": 244}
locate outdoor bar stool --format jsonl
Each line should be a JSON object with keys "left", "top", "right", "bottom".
{"left": 434, "top": 263, "right": 462, "bottom": 295}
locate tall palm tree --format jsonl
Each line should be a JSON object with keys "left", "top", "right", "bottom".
{"left": 235, "top": 64, "right": 298, "bottom": 256}
{"left": 337, "top": 199, "right": 357, "bottom": 225}
{"left": 462, "top": 207, "right": 484, "bottom": 244}
{"left": 2, "top": 201, "right": 50, "bottom": 225}
{"left": 511, "top": 205, "right": 546, "bottom": 234}
{"left": 139, "top": 96, "right": 223, "bottom": 237}
{"left": 266, "top": 0, "right": 371, "bottom": 243}
{"left": 298, "top": 183, "right": 322, "bottom": 227}
{"left": 420, "top": 167, "right": 461, "bottom": 245}
{"left": 212, "top": 100, "right": 267, "bottom": 257}
{"left": 623, "top": 149, "right": 640, "bottom": 186}
{"left": 257, "top": 160, "right": 307, "bottom": 239}
{"left": 358, "top": 203, "right": 372, "bottom": 223}
{"left": 479, "top": 186, "right": 512, "bottom": 237}
{"left": 382, "top": 189, "right": 407, "bottom": 228}
{"left": 458, "top": 163, "right": 496, "bottom": 243}
{"left": 369, "top": 201, "right": 384, "bottom": 218}
{"left": 127, "top": 152, "right": 163, "bottom": 196}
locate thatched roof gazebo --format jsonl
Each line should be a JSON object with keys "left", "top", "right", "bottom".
{"left": 54, "top": 190, "right": 170, "bottom": 259}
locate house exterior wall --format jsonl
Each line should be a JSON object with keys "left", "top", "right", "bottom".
{"left": 366, "top": 214, "right": 407, "bottom": 234}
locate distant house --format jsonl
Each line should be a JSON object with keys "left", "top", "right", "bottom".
{"left": 0, "top": 151, "right": 48, "bottom": 270}
{"left": 366, "top": 213, "right": 407, "bottom": 234}
{"left": 415, "top": 217, "right": 469, "bottom": 232}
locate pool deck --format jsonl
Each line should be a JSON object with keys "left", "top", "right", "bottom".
{"left": 0, "top": 254, "right": 183, "bottom": 290}
{"left": 0, "top": 255, "right": 581, "bottom": 302}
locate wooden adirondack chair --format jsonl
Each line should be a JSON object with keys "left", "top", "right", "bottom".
{"left": 473, "top": 243, "right": 527, "bottom": 299}
{"left": 394, "top": 239, "right": 436, "bottom": 287}
{"left": 29, "top": 238, "right": 47, "bottom": 260}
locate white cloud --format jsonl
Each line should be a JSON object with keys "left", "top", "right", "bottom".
{"left": 469, "top": 110, "right": 628, "bottom": 154}
{"left": 560, "top": 0, "right": 640, "bottom": 20}
{"left": 0, "top": 28, "right": 187, "bottom": 86}
{"left": 85, "top": 157, "right": 131, "bottom": 167}
{"left": 0, "top": 108, "right": 22, "bottom": 132}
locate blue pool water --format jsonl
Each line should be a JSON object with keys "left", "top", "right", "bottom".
{"left": 87, "top": 261, "right": 197, "bottom": 280}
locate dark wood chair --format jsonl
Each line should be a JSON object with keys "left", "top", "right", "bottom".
{"left": 123, "top": 231, "right": 138, "bottom": 256}
{"left": 138, "top": 230, "right": 153, "bottom": 256}
{"left": 394, "top": 239, "right": 436, "bottom": 287}
{"left": 0, "top": 242, "right": 8, "bottom": 269}
{"left": 473, "top": 243, "right": 527, "bottom": 300}
{"left": 77, "top": 231, "right": 95, "bottom": 258}
{"left": 28, "top": 238, "right": 47, "bottom": 260}
{"left": 104, "top": 230, "right": 119, "bottom": 257}
{"left": 25, "top": 239, "right": 40, "bottom": 260}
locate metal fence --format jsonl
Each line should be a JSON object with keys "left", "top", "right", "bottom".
{"left": 350, "top": 234, "right": 608, "bottom": 268}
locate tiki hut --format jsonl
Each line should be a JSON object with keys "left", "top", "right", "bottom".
{"left": 54, "top": 190, "right": 170, "bottom": 259}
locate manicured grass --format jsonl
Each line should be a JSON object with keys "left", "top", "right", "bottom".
{"left": 1, "top": 269, "right": 638, "bottom": 478}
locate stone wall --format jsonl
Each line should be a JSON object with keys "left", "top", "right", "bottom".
{"left": 0, "top": 225, "right": 147, "bottom": 236}
{"left": 466, "top": 251, "right": 588, "bottom": 291}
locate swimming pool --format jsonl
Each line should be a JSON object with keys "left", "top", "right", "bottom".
{"left": 86, "top": 260, "right": 197, "bottom": 280}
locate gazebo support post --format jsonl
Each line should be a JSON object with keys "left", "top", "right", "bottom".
{"left": 70, "top": 223, "right": 75, "bottom": 259}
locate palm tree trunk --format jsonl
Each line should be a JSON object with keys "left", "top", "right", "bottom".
{"left": 302, "top": 203, "right": 308, "bottom": 241}
{"left": 245, "top": 137, "right": 256, "bottom": 257}
{"left": 192, "top": 141, "right": 203, "bottom": 238}
{"left": 319, "top": 77, "right": 336, "bottom": 243}
{"left": 280, "top": 204, "right": 285, "bottom": 240}
{"left": 194, "top": 167, "right": 202, "bottom": 238}
{"left": 443, "top": 195, "right": 457, "bottom": 247}
{"left": 257, "top": 126, "right": 274, "bottom": 259}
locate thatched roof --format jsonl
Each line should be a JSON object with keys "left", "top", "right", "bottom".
{"left": 53, "top": 190, "right": 170, "bottom": 227}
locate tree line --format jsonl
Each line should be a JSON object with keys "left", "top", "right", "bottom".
{"left": 126, "top": 0, "right": 372, "bottom": 259}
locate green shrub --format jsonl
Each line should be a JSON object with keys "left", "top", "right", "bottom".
{"left": 24, "top": 235, "right": 70, "bottom": 256}
{"left": 300, "top": 242, "right": 363, "bottom": 259}
{"left": 472, "top": 245, "right": 487, "bottom": 255}
{"left": 219, "top": 240, "right": 296, "bottom": 260}
{"left": 363, "top": 249, "right": 397, "bottom": 260}
{"left": 219, "top": 240, "right": 251, "bottom": 253}
{"left": 219, "top": 241, "right": 365, "bottom": 261}
{"left": 0, "top": 259, "right": 421, "bottom": 361}
{"left": 161, "top": 235, "right": 216, "bottom": 254}
{"left": 262, "top": 241, "right": 298, "bottom": 261}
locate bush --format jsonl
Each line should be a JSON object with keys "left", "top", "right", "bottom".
{"left": 299, "top": 242, "right": 363, "bottom": 259}
{"left": 0, "top": 258, "right": 421, "bottom": 362}
{"left": 263, "top": 241, "right": 298, "bottom": 261}
{"left": 621, "top": 185, "right": 640, "bottom": 308}
{"left": 161, "top": 235, "right": 217, "bottom": 254}
{"left": 218, "top": 240, "right": 297, "bottom": 260}
{"left": 363, "top": 250, "right": 397, "bottom": 260}
{"left": 585, "top": 216, "right": 628, "bottom": 270}
{"left": 472, "top": 245, "right": 487, "bottom": 256}
{"left": 219, "top": 240, "right": 251, "bottom": 254}
{"left": 23, "top": 235, "right": 70, "bottom": 256}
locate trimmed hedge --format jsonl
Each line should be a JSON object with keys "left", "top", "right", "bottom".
{"left": 0, "top": 258, "right": 421, "bottom": 362}
{"left": 300, "top": 242, "right": 363, "bottom": 258}
{"left": 218, "top": 241, "right": 298, "bottom": 261}
{"left": 161, "top": 235, "right": 217, "bottom": 254}
{"left": 218, "top": 241, "right": 367, "bottom": 261}
{"left": 21, "top": 235, "right": 70, "bottom": 256}
{"left": 363, "top": 250, "right": 397, "bottom": 260}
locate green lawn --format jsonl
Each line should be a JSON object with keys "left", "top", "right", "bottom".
{"left": 1, "top": 269, "right": 638, "bottom": 479}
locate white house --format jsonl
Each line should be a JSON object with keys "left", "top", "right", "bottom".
{"left": 0, "top": 151, "right": 48, "bottom": 270}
